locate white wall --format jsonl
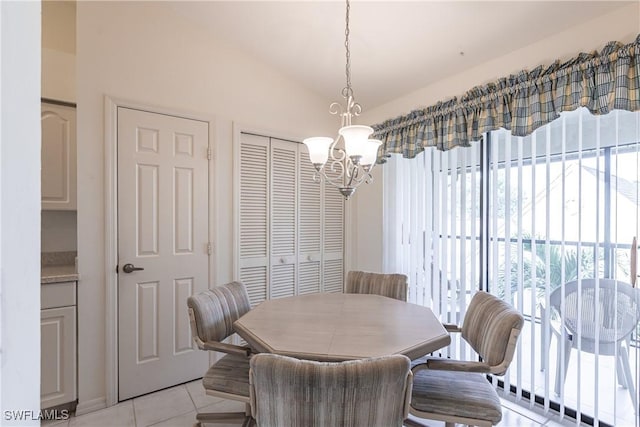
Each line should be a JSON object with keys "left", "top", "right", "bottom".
{"left": 353, "top": 3, "right": 640, "bottom": 273}
{"left": 0, "top": 1, "right": 41, "bottom": 425}
{"left": 41, "top": 211, "right": 77, "bottom": 253}
{"left": 42, "top": 0, "right": 75, "bottom": 55}
{"left": 42, "top": 48, "right": 75, "bottom": 103}
{"left": 76, "top": 1, "right": 333, "bottom": 411}
{"left": 42, "top": 0, "right": 75, "bottom": 103}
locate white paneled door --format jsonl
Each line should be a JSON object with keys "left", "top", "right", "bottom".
{"left": 117, "top": 107, "right": 209, "bottom": 400}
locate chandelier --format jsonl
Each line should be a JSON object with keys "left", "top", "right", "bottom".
{"left": 302, "top": 0, "right": 381, "bottom": 200}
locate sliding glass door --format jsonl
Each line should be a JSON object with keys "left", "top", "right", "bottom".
{"left": 383, "top": 108, "right": 640, "bottom": 426}
{"left": 489, "top": 109, "right": 640, "bottom": 426}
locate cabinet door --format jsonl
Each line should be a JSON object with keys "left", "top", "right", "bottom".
{"left": 41, "top": 306, "right": 76, "bottom": 409}
{"left": 41, "top": 103, "right": 77, "bottom": 210}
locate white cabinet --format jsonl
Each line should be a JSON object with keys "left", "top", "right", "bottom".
{"left": 41, "top": 281, "right": 77, "bottom": 409}
{"left": 41, "top": 102, "right": 76, "bottom": 210}
{"left": 235, "top": 133, "right": 344, "bottom": 307}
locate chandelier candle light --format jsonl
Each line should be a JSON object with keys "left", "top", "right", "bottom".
{"left": 302, "top": 0, "right": 382, "bottom": 200}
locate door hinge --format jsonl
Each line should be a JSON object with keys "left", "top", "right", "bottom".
{"left": 207, "top": 243, "right": 213, "bottom": 255}
{"left": 207, "top": 147, "right": 213, "bottom": 160}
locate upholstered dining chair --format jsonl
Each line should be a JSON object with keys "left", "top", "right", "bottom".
{"left": 547, "top": 279, "right": 640, "bottom": 411}
{"left": 405, "top": 291, "right": 524, "bottom": 427}
{"left": 345, "top": 270, "right": 408, "bottom": 301}
{"left": 187, "top": 281, "right": 254, "bottom": 426}
{"left": 249, "top": 353, "right": 413, "bottom": 427}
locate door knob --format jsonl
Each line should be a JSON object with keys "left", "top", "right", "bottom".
{"left": 122, "top": 263, "right": 144, "bottom": 274}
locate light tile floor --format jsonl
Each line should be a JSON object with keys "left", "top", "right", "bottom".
{"left": 45, "top": 380, "right": 596, "bottom": 427}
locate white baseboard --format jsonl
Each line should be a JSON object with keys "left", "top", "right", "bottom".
{"left": 75, "top": 396, "right": 107, "bottom": 416}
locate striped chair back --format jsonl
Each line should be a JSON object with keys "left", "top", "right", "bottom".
{"left": 249, "top": 353, "right": 412, "bottom": 427}
{"left": 345, "top": 270, "right": 408, "bottom": 301}
{"left": 461, "top": 291, "right": 524, "bottom": 375}
{"left": 187, "top": 281, "right": 251, "bottom": 344}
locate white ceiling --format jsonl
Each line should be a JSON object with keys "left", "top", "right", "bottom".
{"left": 168, "top": 1, "right": 632, "bottom": 110}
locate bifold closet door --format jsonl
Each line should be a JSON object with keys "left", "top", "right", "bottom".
{"left": 298, "top": 144, "right": 322, "bottom": 294}
{"left": 237, "top": 132, "right": 344, "bottom": 301}
{"left": 238, "top": 133, "right": 270, "bottom": 307}
{"left": 270, "top": 139, "right": 298, "bottom": 299}
{"left": 322, "top": 164, "right": 344, "bottom": 293}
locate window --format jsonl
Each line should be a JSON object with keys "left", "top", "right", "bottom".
{"left": 384, "top": 108, "right": 640, "bottom": 425}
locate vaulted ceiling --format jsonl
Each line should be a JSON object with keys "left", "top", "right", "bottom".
{"left": 168, "top": 1, "right": 633, "bottom": 109}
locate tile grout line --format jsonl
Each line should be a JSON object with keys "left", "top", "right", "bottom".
{"left": 185, "top": 382, "right": 199, "bottom": 412}
{"left": 131, "top": 397, "right": 139, "bottom": 427}
{"left": 143, "top": 385, "right": 198, "bottom": 427}
{"left": 502, "top": 398, "right": 562, "bottom": 424}
{"left": 504, "top": 406, "right": 546, "bottom": 425}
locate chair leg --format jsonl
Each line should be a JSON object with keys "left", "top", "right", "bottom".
{"left": 619, "top": 346, "right": 638, "bottom": 413}
{"left": 554, "top": 337, "right": 571, "bottom": 396}
{"left": 616, "top": 352, "right": 628, "bottom": 389}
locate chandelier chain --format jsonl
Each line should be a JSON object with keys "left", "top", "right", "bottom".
{"left": 344, "top": 0, "right": 352, "bottom": 97}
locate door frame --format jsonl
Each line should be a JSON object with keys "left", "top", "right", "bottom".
{"left": 104, "top": 96, "right": 217, "bottom": 406}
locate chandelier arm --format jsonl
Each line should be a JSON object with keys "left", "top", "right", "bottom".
{"left": 317, "top": 162, "right": 348, "bottom": 189}
{"left": 322, "top": 175, "right": 349, "bottom": 190}
{"left": 362, "top": 169, "right": 375, "bottom": 184}
{"left": 329, "top": 102, "right": 344, "bottom": 118}
{"left": 345, "top": 162, "right": 358, "bottom": 188}
{"left": 328, "top": 138, "right": 346, "bottom": 163}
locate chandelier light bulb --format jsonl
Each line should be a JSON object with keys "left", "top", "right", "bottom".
{"left": 360, "top": 139, "right": 383, "bottom": 167}
{"left": 302, "top": 137, "right": 334, "bottom": 168}
{"left": 338, "top": 125, "right": 374, "bottom": 161}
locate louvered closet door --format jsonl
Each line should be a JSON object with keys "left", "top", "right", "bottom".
{"left": 237, "top": 133, "right": 344, "bottom": 300}
{"left": 239, "top": 133, "right": 269, "bottom": 306}
{"left": 298, "top": 145, "right": 322, "bottom": 294}
{"left": 322, "top": 168, "right": 345, "bottom": 293}
{"left": 269, "top": 139, "right": 298, "bottom": 299}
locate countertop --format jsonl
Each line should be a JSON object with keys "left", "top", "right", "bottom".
{"left": 41, "top": 251, "right": 78, "bottom": 284}
{"left": 41, "top": 264, "right": 79, "bottom": 284}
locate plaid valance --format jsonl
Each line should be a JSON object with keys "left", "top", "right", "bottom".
{"left": 372, "top": 34, "right": 640, "bottom": 159}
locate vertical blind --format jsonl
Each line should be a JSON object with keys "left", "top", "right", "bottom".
{"left": 383, "top": 140, "right": 482, "bottom": 361}
{"left": 383, "top": 108, "right": 640, "bottom": 426}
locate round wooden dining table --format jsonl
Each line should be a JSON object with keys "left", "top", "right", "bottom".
{"left": 233, "top": 292, "right": 451, "bottom": 361}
